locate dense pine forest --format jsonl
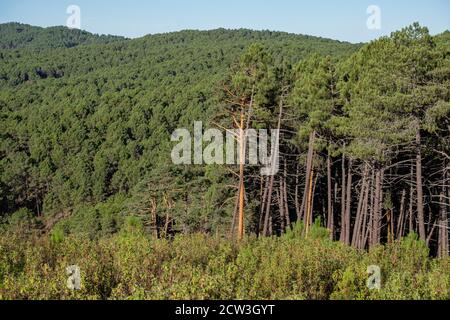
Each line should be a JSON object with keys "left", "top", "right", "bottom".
{"left": 0, "top": 22, "right": 449, "bottom": 300}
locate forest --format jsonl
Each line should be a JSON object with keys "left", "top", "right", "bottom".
{"left": 0, "top": 22, "right": 449, "bottom": 300}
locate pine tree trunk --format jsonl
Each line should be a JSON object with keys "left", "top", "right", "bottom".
{"left": 416, "top": 130, "right": 426, "bottom": 241}
{"left": 359, "top": 173, "right": 370, "bottom": 249}
{"left": 397, "top": 189, "right": 406, "bottom": 239}
{"left": 340, "top": 153, "right": 346, "bottom": 242}
{"left": 367, "top": 170, "right": 375, "bottom": 248}
{"left": 283, "top": 166, "right": 291, "bottom": 228}
{"left": 263, "top": 98, "right": 284, "bottom": 236}
{"left": 263, "top": 174, "right": 274, "bottom": 237}
{"left": 299, "top": 188, "right": 306, "bottom": 221}
{"left": 231, "top": 183, "right": 240, "bottom": 237}
{"left": 327, "top": 153, "right": 334, "bottom": 238}
{"left": 439, "top": 165, "right": 449, "bottom": 257}
{"left": 305, "top": 166, "right": 314, "bottom": 235}
{"left": 310, "top": 174, "right": 318, "bottom": 225}
{"left": 387, "top": 208, "right": 393, "bottom": 244}
{"left": 372, "top": 167, "right": 383, "bottom": 246}
{"left": 352, "top": 164, "right": 368, "bottom": 247}
{"left": 295, "top": 163, "right": 301, "bottom": 221}
{"left": 303, "top": 131, "right": 316, "bottom": 232}
{"left": 238, "top": 111, "right": 246, "bottom": 240}
{"left": 344, "top": 158, "right": 353, "bottom": 245}
{"left": 409, "top": 164, "right": 414, "bottom": 234}
{"left": 278, "top": 186, "right": 285, "bottom": 233}
{"left": 258, "top": 176, "right": 269, "bottom": 235}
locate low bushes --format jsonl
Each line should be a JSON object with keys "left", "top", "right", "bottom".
{"left": 0, "top": 224, "right": 448, "bottom": 300}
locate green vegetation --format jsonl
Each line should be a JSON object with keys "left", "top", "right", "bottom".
{"left": 0, "top": 22, "right": 124, "bottom": 49}
{"left": 0, "top": 23, "right": 360, "bottom": 234}
{"left": 0, "top": 22, "right": 449, "bottom": 300}
{"left": 0, "top": 223, "right": 448, "bottom": 300}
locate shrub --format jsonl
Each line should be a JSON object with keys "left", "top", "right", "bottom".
{"left": 0, "top": 230, "right": 448, "bottom": 300}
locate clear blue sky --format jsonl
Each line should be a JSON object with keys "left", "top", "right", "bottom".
{"left": 0, "top": 0, "right": 449, "bottom": 43}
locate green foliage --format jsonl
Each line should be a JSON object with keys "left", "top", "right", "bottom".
{"left": 50, "top": 228, "right": 64, "bottom": 244}
{"left": 3, "top": 208, "right": 40, "bottom": 232}
{"left": 53, "top": 195, "right": 127, "bottom": 239}
{"left": 0, "top": 231, "right": 447, "bottom": 300}
{"left": 284, "top": 219, "right": 330, "bottom": 241}
{"left": 0, "top": 24, "right": 359, "bottom": 234}
{"left": 0, "top": 23, "right": 449, "bottom": 301}
{"left": 0, "top": 23, "right": 124, "bottom": 50}
{"left": 331, "top": 233, "right": 448, "bottom": 300}
{"left": 7, "top": 208, "right": 34, "bottom": 226}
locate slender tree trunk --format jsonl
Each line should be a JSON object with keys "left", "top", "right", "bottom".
{"left": 269, "top": 211, "right": 273, "bottom": 235}
{"left": 299, "top": 189, "right": 307, "bottom": 221}
{"left": 367, "top": 170, "right": 375, "bottom": 248}
{"left": 416, "top": 130, "right": 426, "bottom": 241}
{"left": 278, "top": 187, "right": 285, "bottom": 233}
{"left": 236, "top": 87, "right": 255, "bottom": 240}
{"left": 340, "top": 153, "right": 346, "bottom": 242}
{"left": 263, "top": 173, "right": 275, "bottom": 236}
{"left": 258, "top": 176, "right": 269, "bottom": 236}
{"left": 359, "top": 173, "right": 371, "bottom": 249}
{"left": 238, "top": 111, "right": 246, "bottom": 240}
{"left": 372, "top": 167, "right": 383, "bottom": 246}
{"left": 305, "top": 165, "right": 314, "bottom": 235}
{"left": 397, "top": 189, "right": 406, "bottom": 239}
{"left": 439, "top": 165, "right": 449, "bottom": 257}
{"left": 230, "top": 183, "right": 241, "bottom": 237}
{"left": 344, "top": 158, "right": 353, "bottom": 245}
{"left": 303, "top": 131, "right": 316, "bottom": 234}
{"left": 283, "top": 166, "right": 291, "bottom": 228}
{"left": 387, "top": 208, "right": 393, "bottom": 244}
{"left": 310, "top": 174, "right": 318, "bottom": 225}
{"left": 352, "top": 164, "right": 368, "bottom": 247}
{"left": 263, "top": 98, "right": 283, "bottom": 236}
{"left": 303, "top": 131, "right": 316, "bottom": 217}
{"left": 164, "top": 211, "right": 170, "bottom": 238}
{"left": 278, "top": 168, "right": 287, "bottom": 233}
{"left": 409, "top": 164, "right": 414, "bottom": 234}
{"left": 295, "top": 163, "right": 301, "bottom": 221}
{"left": 327, "top": 153, "right": 334, "bottom": 238}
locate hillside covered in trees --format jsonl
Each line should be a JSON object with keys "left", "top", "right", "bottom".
{"left": 0, "top": 23, "right": 360, "bottom": 232}
{"left": 0, "top": 22, "right": 449, "bottom": 299}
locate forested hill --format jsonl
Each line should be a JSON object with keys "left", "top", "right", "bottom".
{"left": 0, "top": 23, "right": 125, "bottom": 49}
{"left": 1, "top": 23, "right": 448, "bottom": 258}
{"left": 0, "top": 23, "right": 360, "bottom": 224}
{"left": 0, "top": 24, "right": 359, "bottom": 86}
